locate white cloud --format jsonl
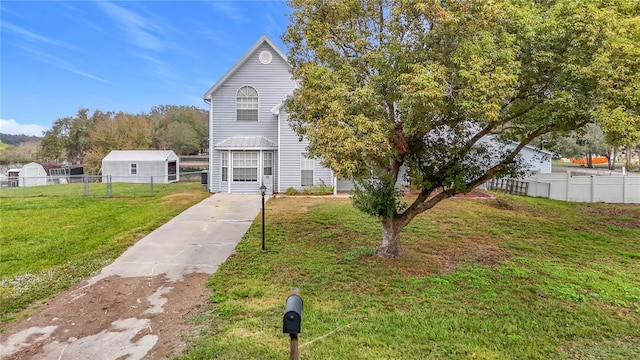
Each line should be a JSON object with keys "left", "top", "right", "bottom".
{"left": 20, "top": 46, "right": 109, "bottom": 83}
{"left": 2, "top": 21, "right": 68, "bottom": 48}
{"left": 97, "top": 2, "right": 166, "bottom": 51}
{"left": 208, "top": 2, "right": 250, "bottom": 23}
{"left": 0, "top": 119, "right": 47, "bottom": 137}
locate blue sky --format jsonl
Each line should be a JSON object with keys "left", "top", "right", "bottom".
{"left": 0, "top": 0, "right": 290, "bottom": 136}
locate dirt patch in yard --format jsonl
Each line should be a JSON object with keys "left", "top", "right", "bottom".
{"left": 0, "top": 273, "right": 211, "bottom": 360}
{"left": 579, "top": 203, "right": 640, "bottom": 230}
{"left": 396, "top": 243, "right": 510, "bottom": 277}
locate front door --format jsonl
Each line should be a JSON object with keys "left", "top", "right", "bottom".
{"left": 168, "top": 161, "right": 177, "bottom": 182}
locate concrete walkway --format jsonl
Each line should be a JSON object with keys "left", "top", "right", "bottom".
{"left": 0, "top": 193, "right": 263, "bottom": 360}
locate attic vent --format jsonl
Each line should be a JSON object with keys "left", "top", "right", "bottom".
{"left": 259, "top": 50, "right": 273, "bottom": 64}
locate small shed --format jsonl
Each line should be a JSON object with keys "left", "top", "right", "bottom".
{"left": 102, "top": 150, "right": 180, "bottom": 184}
{"left": 7, "top": 168, "right": 22, "bottom": 187}
{"left": 18, "top": 162, "right": 48, "bottom": 187}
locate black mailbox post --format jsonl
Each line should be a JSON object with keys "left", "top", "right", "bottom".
{"left": 283, "top": 291, "right": 303, "bottom": 360}
{"left": 260, "top": 184, "right": 267, "bottom": 251}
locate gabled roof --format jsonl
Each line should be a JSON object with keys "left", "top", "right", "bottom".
{"left": 102, "top": 150, "right": 178, "bottom": 162}
{"left": 523, "top": 143, "right": 554, "bottom": 155}
{"left": 215, "top": 136, "right": 277, "bottom": 150}
{"left": 203, "top": 35, "right": 289, "bottom": 101}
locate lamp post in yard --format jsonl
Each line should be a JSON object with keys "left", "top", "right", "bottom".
{"left": 260, "top": 184, "right": 267, "bottom": 251}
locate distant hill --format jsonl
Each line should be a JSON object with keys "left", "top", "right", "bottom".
{"left": 0, "top": 133, "right": 42, "bottom": 146}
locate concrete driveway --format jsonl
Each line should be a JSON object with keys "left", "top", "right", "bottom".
{"left": 88, "top": 193, "right": 262, "bottom": 284}
{"left": 1, "top": 193, "right": 263, "bottom": 360}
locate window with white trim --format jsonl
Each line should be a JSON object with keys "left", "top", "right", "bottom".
{"left": 300, "top": 154, "right": 314, "bottom": 186}
{"left": 263, "top": 152, "right": 273, "bottom": 176}
{"left": 221, "top": 151, "right": 228, "bottom": 181}
{"left": 236, "top": 86, "right": 258, "bottom": 121}
{"left": 130, "top": 163, "right": 138, "bottom": 175}
{"left": 233, "top": 151, "right": 258, "bottom": 182}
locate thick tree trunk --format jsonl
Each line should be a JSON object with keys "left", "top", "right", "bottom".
{"left": 377, "top": 218, "right": 406, "bottom": 258}
{"left": 608, "top": 147, "right": 617, "bottom": 170}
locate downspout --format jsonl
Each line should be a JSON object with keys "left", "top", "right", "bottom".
{"left": 277, "top": 113, "right": 281, "bottom": 194}
{"left": 205, "top": 98, "right": 214, "bottom": 193}
{"left": 259, "top": 150, "right": 263, "bottom": 192}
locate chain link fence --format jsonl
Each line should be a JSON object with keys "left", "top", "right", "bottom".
{"left": 0, "top": 171, "right": 206, "bottom": 198}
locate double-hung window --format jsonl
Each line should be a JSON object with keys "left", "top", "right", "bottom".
{"left": 221, "top": 152, "right": 228, "bottom": 181}
{"left": 236, "top": 86, "right": 258, "bottom": 121}
{"left": 300, "top": 154, "right": 314, "bottom": 186}
{"left": 263, "top": 152, "right": 273, "bottom": 176}
{"left": 130, "top": 163, "right": 138, "bottom": 175}
{"left": 232, "top": 152, "right": 258, "bottom": 182}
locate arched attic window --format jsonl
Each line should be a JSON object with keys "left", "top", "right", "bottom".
{"left": 236, "top": 86, "right": 259, "bottom": 121}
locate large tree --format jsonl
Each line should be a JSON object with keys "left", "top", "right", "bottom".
{"left": 595, "top": 9, "right": 640, "bottom": 170}
{"left": 283, "top": 0, "right": 639, "bottom": 257}
{"left": 84, "top": 111, "right": 152, "bottom": 173}
{"left": 547, "top": 124, "right": 608, "bottom": 167}
{"left": 148, "top": 105, "right": 208, "bottom": 154}
{"left": 40, "top": 108, "right": 93, "bottom": 164}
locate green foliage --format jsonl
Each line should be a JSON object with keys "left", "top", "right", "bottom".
{"left": 549, "top": 123, "right": 609, "bottom": 159}
{"left": 0, "top": 134, "right": 42, "bottom": 146}
{"left": 0, "top": 183, "right": 209, "bottom": 321}
{"left": 0, "top": 140, "right": 40, "bottom": 163}
{"left": 179, "top": 196, "right": 640, "bottom": 359}
{"left": 285, "top": 187, "right": 298, "bottom": 195}
{"left": 84, "top": 111, "right": 153, "bottom": 173}
{"left": 37, "top": 105, "right": 208, "bottom": 167}
{"left": 593, "top": 12, "right": 640, "bottom": 150}
{"left": 283, "top": 0, "right": 640, "bottom": 255}
{"left": 166, "top": 122, "right": 200, "bottom": 155}
{"left": 301, "top": 183, "right": 334, "bottom": 195}
{"left": 41, "top": 108, "right": 93, "bottom": 164}
{"left": 149, "top": 105, "right": 208, "bottom": 155}
{"left": 352, "top": 172, "right": 406, "bottom": 218}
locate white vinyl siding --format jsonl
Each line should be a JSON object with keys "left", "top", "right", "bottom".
{"left": 232, "top": 151, "right": 258, "bottom": 182}
{"left": 102, "top": 150, "right": 180, "bottom": 184}
{"left": 300, "top": 154, "right": 314, "bottom": 186}
{"left": 208, "top": 40, "right": 348, "bottom": 193}
{"left": 236, "top": 86, "right": 259, "bottom": 121}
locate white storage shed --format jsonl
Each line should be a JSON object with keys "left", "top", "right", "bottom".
{"left": 18, "top": 162, "right": 48, "bottom": 187}
{"left": 102, "top": 150, "right": 180, "bottom": 184}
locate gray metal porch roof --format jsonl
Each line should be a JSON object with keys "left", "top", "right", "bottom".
{"left": 215, "top": 136, "right": 277, "bottom": 150}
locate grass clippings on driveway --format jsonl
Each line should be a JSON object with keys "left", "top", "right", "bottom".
{"left": 179, "top": 194, "right": 640, "bottom": 360}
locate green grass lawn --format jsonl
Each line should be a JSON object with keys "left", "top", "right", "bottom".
{"left": 179, "top": 194, "right": 640, "bottom": 360}
{"left": 0, "top": 183, "right": 210, "bottom": 323}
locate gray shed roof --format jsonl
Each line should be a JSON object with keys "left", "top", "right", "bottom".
{"left": 102, "top": 150, "right": 179, "bottom": 162}
{"left": 215, "top": 136, "right": 277, "bottom": 150}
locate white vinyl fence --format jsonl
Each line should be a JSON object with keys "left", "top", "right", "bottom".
{"left": 525, "top": 172, "right": 640, "bottom": 203}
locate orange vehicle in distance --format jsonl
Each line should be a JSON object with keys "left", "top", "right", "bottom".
{"left": 570, "top": 156, "right": 609, "bottom": 165}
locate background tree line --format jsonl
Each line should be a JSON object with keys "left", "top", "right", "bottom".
{"left": 0, "top": 134, "right": 41, "bottom": 164}
{"left": 7, "top": 105, "right": 209, "bottom": 173}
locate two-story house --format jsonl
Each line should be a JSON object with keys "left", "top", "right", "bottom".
{"left": 203, "top": 35, "right": 344, "bottom": 194}
{"left": 203, "top": 36, "right": 552, "bottom": 195}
